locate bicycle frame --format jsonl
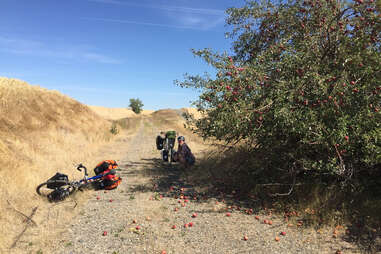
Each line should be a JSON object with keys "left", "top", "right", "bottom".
{"left": 73, "top": 164, "right": 111, "bottom": 188}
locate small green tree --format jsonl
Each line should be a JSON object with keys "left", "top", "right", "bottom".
{"left": 129, "top": 98, "right": 144, "bottom": 114}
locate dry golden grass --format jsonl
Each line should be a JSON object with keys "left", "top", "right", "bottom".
{"left": 180, "top": 107, "right": 205, "bottom": 120}
{"left": 88, "top": 105, "right": 154, "bottom": 120}
{"left": 0, "top": 77, "right": 205, "bottom": 252}
{"left": 0, "top": 77, "right": 117, "bottom": 252}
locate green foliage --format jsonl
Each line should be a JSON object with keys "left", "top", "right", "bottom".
{"left": 176, "top": 0, "right": 380, "bottom": 179}
{"left": 129, "top": 98, "right": 144, "bottom": 114}
{"left": 110, "top": 122, "right": 119, "bottom": 135}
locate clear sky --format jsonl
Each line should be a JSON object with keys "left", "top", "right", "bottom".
{"left": 0, "top": 0, "right": 243, "bottom": 110}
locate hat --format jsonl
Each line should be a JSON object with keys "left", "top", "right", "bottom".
{"left": 177, "top": 136, "right": 185, "bottom": 141}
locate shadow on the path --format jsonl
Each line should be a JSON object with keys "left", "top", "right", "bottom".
{"left": 124, "top": 150, "right": 381, "bottom": 254}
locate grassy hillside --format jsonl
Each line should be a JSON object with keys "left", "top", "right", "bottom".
{"left": 88, "top": 105, "right": 154, "bottom": 120}
{"left": 0, "top": 77, "right": 115, "bottom": 252}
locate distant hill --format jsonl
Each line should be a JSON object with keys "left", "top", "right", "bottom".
{"left": 88, "top": 106, "right": 203, "bottom": 121}
{"left": 88, "top": 105, "right": 154, "bottom": 120}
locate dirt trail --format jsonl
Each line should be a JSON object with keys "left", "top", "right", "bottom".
{"left": 48, "top": 116, "right": 360, "bottom": 254}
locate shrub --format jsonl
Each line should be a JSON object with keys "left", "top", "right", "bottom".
{"left": 176, "top": 0, "right": 380, "bottom": 181}
{"left": 110, "top": 122, "right": 119, "bottom": 135}
{"left": 129, "top": 98, "right": 144, "bottom": 114}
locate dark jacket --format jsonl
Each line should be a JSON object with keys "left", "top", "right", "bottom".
{"left": 177, "top": 143, "right": 195, "bottom": 166}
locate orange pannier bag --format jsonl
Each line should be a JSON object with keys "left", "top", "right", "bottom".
{"left": 94, "top": 160, "right": 118, "bottom": 175}
{"left": 94, "top": 160, "right": 122, "bottom": 190}
{"left": 104, "top": 176, "right": 122, "bottom": 190}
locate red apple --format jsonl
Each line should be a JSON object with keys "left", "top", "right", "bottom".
{"left": 243, "top": 235, "right": 248, "bottom": 241}
{"left": 226, "top": 212, "right": 231, "bottom": 217}
{"left": 192, "top": 213, "right": 197, "bottom": 218}
{"left": 103, "top": 231, "right": 107, "bottom": 236}
{"left": 189, "top": 222, "right": 194, "bottom": 227}
{"left": 172, "top": 225, "right": 176, "bottom": 229}
{"left": 136, "top": 226, "right": 141, "bottom": 230}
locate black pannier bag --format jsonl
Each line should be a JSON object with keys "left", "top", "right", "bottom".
{"left": 47, "top": 187, "right": 70, "bottom": 202}
{"left": 162, "top": 150, "right": 169, "bottom": 161}
{"left": 167, "top": 138, "right": 175, "bottom": 149}
{"left": 47, "top": 173, "right": 69, "bottom": 189}
{"left": 156, "top": 135, "right": 164, "bottom": 150}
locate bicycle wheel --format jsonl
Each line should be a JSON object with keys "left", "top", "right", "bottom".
{"left": 36, "top": 180, "right": 72, "bottom": 196}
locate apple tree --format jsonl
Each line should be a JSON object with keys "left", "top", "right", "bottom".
{"left": 176, "top": 0, "right": 380, "bottom": 181}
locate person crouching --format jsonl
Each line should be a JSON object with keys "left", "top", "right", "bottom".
{"left": 174, "top": 136, "right": 195, "bottom": 168}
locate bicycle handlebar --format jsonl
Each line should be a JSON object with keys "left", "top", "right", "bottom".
{"left": 77, "top": 164, "right": 88, "bottom": 177}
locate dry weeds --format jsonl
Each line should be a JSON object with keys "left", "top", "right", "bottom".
{"left": 0, "top": 77, "right": 117, "bottom": 252}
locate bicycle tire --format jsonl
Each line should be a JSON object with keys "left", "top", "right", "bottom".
{"left": 36, "top": 180, "right": 72, "bottom": 196}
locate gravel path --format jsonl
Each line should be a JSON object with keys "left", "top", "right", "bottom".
{"left": 53, "top": 117, "right": 362, "bottom": 254}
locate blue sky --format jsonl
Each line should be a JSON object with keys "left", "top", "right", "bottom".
{"left": 0, "top": 0, "right": 243, "bottom": 110}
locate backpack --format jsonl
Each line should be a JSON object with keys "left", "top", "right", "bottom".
{"left": 156, "top": 135, "right": 164, "bottom": 150}
{"left": 94, "top": 160, "right": 118, "bottom": 175}
{"left": 165, "top": 131, "right": 176, "bottom": 139}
